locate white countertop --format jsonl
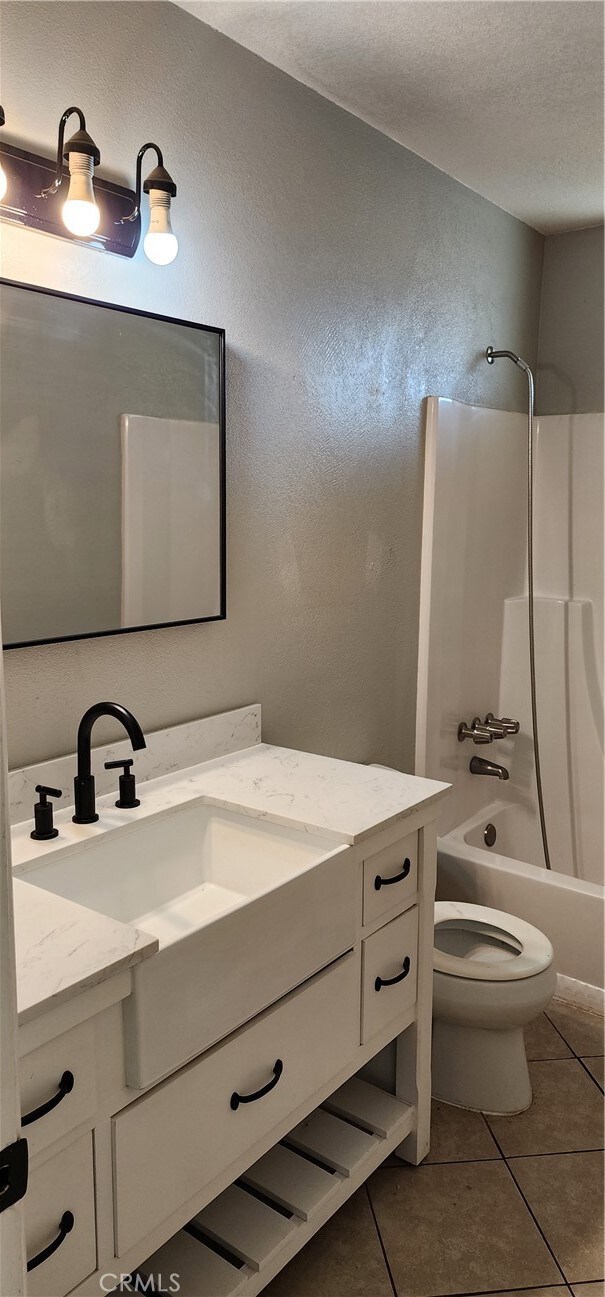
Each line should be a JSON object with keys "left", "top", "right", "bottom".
{"left": 13, "top": 878, "right": 158, "bottom": 1025}
{"left": 164, "top": 743, "right": 450, "bottom": 844}
{"left": 12, "top": 740, "right": 449, "bottom": 1026}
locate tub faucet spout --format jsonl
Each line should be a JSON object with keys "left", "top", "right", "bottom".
{"left": 469, "top": 756, "right": 509, "bottom": 780}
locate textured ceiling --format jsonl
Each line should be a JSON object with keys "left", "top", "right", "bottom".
{"left": 178, "top": 0, "right": 604, "bottom": 233}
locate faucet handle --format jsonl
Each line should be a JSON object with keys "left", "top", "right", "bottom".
{"left": 485, "top": 712, "right": 520, "bottom": 736}
{"left": 483, "top": 714, "right": 507, "bottom": 738}
{"left": 457, "top": 719, "right": 493, "bottom": 744}
{"left": 31, "top": 785, "right": 62, "bottom": 841}
{"left": 104, "top": 758, "right": 140, "bottom": 809}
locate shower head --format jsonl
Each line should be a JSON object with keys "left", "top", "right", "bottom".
{"left": 486, "top": 346, "right": 530, "bottom": 373}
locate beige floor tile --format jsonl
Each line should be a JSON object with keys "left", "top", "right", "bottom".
{"left": 511, "top": 1152, "right": 605, "bottom": 1283}
{"left": 263, "top": 1188, "right": 393, "bottom": 1297}
{"left": 547, "top": 1004, "right": 605, "bottom": 1057}
{"left": 487, "top": 1060, "right": 605, "bottom": 1156}
{"left": 571, "top": 1285, "right": 605, "bottom": 1297}
{"left": 425, "top": 1100, "right": 500, "bottom": 1163}
{"left": 367, "top": 1160, "right": 560, "bottom": 1296}
{"left": 525, "top": 1013, "right": 573, "bottom": 1060}
{"left": 582, "top": 1058, "right": 605, "bottom": 1089}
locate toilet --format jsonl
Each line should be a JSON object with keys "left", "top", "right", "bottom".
{"left": 432, "top": 901, "right": 556, "bottom": 1115}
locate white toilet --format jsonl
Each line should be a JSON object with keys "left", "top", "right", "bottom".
{"left": 432, "top": 901, "right": 556, "bottom": 1115}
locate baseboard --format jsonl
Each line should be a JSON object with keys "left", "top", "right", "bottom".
{"left": 554, "top": 973, "right": 604, "bottom": 1016}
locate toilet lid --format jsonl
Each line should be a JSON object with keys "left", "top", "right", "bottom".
{"left": 434, "top": 901, "right": 554, "bottom": 981}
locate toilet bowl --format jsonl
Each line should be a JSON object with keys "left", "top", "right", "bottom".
{"left": 432, "top": 901, "right": 556, "bottom": 1115}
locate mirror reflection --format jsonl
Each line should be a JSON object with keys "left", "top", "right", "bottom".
{"left": 0, "top": 281, "right": 225, "bottom": 647}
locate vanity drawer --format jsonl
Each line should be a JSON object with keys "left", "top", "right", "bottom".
{"left": 361, "top": 907, "right": 418, "bottom": 1044}
{"left": 25, "top": 1133, "right": 96, "bottom": 1297}
{"left": 113, "top": 950, "right": 360, "bottom": 1255}
{"left": 363, "top": 832, "right": 418, "bottom": 928}
{"left": 20, "top": 1019, "right": 97, "bottom": 1158}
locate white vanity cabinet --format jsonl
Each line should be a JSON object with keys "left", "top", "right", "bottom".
{"left": 17, "top": 806, "right": 440, "bottom": 1297}
{"left": 361, "top": 906, "right": 418, "bottom": 1042}
{"left": 25, "top": 1135, "right": 96, "bottom": 1297}
{"left": 113, "top": 952, "right": 361, "bottom": 1255}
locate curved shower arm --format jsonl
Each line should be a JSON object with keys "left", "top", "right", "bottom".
{"left": 486, "top": 346, "right": 531, "bottom": 371}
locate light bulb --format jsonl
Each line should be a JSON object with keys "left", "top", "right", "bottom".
{"left": 143, "top": 188, "right": 178, "bottom": 265}
{"left": 62, "top": 152, "right": 100, "bottom": 237}
{"left": 0, "top": 163, "right": 7, "bottom": 202}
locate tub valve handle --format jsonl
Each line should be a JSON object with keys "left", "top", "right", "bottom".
{"left": 457, "top": 719, "right": 493, "bottom": 744}
{"left": 485, "top": 713, "right": 520, "bottom": 737}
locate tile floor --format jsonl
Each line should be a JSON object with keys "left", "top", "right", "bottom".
{"left": 265, "top": 1002, "right": 604, "bottom": 1297}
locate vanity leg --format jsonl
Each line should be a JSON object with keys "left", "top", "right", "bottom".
{"left": 394, "top": 822, "right": 437, "bottom": 1165}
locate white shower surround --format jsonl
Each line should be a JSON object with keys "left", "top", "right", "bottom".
{"left": 417, "top": 396, "right": 604, "bottom": 994}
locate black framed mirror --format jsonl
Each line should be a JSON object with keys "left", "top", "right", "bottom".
{"left": 0, "top": 278, "right": 226, "bottom": 648}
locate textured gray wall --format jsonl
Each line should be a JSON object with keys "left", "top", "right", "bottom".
{"left": 537, "top": 225, "right": 604, "bottom": 413}
{"left": 0, "top": 2, "right": 543, "bottom": 770}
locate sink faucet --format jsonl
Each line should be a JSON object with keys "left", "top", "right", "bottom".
{"left": 73, "top": 702, "right": 146, "bottom": 824}
{"left": 469, "top": 756, "right": 509, "bottom": 781}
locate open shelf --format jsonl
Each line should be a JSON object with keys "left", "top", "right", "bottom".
{"left": 137, "top": 1078, "right": 414, "bottom": 1296}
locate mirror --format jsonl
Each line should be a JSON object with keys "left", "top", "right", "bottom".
{"left": 0, "top": 279, "right": 225, "bottom": 648}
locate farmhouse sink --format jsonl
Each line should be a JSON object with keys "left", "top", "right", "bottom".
{"left": 21, "top": 800, "right": 353, "bottom": 1087}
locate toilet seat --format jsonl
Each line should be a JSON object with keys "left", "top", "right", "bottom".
{"left": 434, "top": 901, "right": 553, "bottom": 982}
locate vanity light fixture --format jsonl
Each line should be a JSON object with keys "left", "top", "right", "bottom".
{"left": 121, "top": 143, "right": 178, "bottom": 265}
{"left": 0, "top": 106, "right": 156, "bottom": 258}
{"left": 0, "top": 107, "right": 7, "bottom": 201}
{"left": 39, "top": 106, "right": 101, "bottom": 237}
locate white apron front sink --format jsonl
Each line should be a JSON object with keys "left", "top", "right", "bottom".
{"left": 20, "top": 802, "right": 353, "bottom": 1087}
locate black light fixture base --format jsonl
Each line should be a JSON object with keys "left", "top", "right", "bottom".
{"left": 0, "top": 140, "right": 140, "bottom": 257}
{"left": 63, "top": 127, "right": 101, "bottom": 166}
{"left": 143, "top": 163, "right": 177, "bottom": 197}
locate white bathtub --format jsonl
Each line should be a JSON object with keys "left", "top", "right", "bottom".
{"left": 437, "top": 801, "right": 604, "bottom": 1006}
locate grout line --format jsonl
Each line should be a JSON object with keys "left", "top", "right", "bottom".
{"left": 425, "top": 1285, "right": 572, "bottom": 1296}
{"left": 380, "top": 1155, "right": 502, "bottom": 1168}
{"left": 364, "top": 1181, "right": 398, "bottom": 1297}
{"left": 505, "top": 1147, "right": 605, "bottom": 1159}
{"left": 544, "top": 1011, "right": 604, "bottom": 1062}
{"left": 381, "top": 1146, "right": 604, "bottom": 1167}
{"left": 481, "top": 1110, "right": 505, "bottom": 1157}
{"left": 528, "top": 1052, "right": 604, "bottom": 1070}
{"left": 576, "top": 1056, "right": 605, "bottom": 1096}
{"left": 543, "top": 1011, "right": 582, "bottom": 1056}
{"left": 525, "top": 1055, "right": 574, "bottom": 1062}
{"left": 488, "top": 1126, "right": 569, "bottom": 1287}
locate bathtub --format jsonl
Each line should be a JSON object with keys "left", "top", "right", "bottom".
{"left": 437, "top": 801, "right": 605, "bottom": 1008}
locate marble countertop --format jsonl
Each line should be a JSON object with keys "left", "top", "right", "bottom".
{"left": 13, "top": 878, "right": 158, "bottom": 1026}
{"left": 164, "top": 743, "right": 450, "bottom": 844}
{"left": 12, "top": 738, "right": 449, "bottom": 1026}
{"left": 13, "top": 744, "right": 450, "bottom": 871}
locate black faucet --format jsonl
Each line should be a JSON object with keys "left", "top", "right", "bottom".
{"left": 73, "top": 702, "right": 146, "bottom": 824}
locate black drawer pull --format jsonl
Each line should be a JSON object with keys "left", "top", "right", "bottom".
{"left": 375, "top": 955, "right": 411, "bottom": 992}
{"left": 374, "top": 858, "right": 411, "bottom": 891}
{"left": 22, "top": 1071, "right": 74, "bottom": 1127}
{"left": 231, "top": 1060, "right": 283, "bottom": 1111}
{"left": 27, "top": 1211, "right": 74, "bottom": 1272}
